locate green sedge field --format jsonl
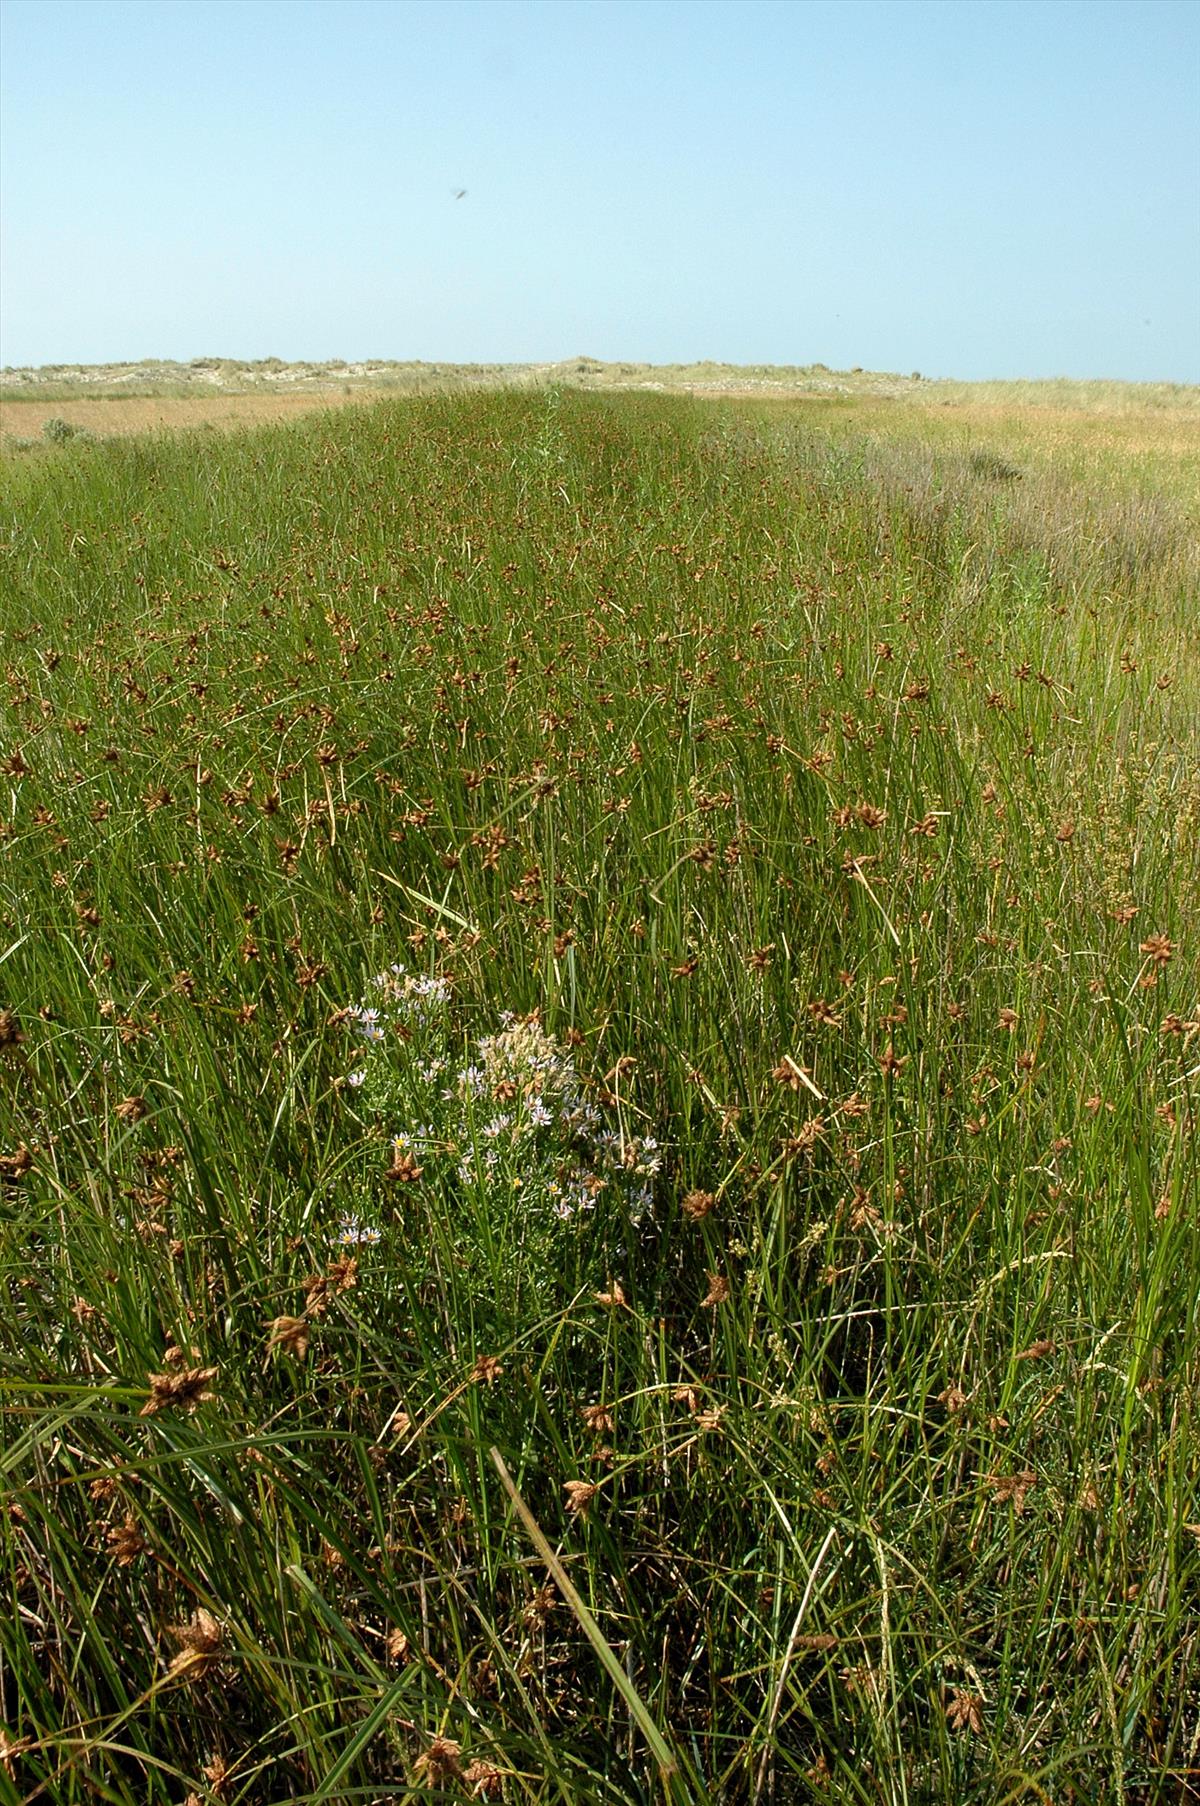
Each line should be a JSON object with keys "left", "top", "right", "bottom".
{"left": 1, "top": 381, "right": 1197, "bottom": 1803}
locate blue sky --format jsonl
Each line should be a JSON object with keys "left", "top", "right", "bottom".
{"left": 1, "top": 0, "right": 1197, "bottom": 379}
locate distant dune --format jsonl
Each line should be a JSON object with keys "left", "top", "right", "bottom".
{"left": 2, "top": 357, "right": 1196, "bottom": 450}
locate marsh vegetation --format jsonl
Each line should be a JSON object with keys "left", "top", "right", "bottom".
{"left": 1, "top": 384, "right": 1196, "bottom": 1802}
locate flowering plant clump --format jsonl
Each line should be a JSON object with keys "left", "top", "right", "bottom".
{"left": 341, "top": 965, "right": 660, "bottom": 1296}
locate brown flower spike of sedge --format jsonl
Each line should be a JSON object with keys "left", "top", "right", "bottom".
{"left": 140, "top": 1366, "right": 218, "bottom": 1417}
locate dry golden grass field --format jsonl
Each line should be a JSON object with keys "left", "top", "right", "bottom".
{"left": 4, "top": 360, "right": 1198, "bottom": 487}
{"left": 0, "top": 389, "right": 371, "bottom": 445}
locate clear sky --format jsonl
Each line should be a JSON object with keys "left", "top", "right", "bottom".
{"left": 1, "top": 0, "right": 1197, "bottom": 380}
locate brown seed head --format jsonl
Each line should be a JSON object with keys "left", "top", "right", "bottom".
{"left": 464, "top": 1758, "right": 505, "bottom": 1800}
{"left": 166, "top": 1607, "right": 224, "bottom": 1682}
{"left": 141, "top": 1366, "right": 218, "bottom": 1417}
{"left": 0, "top": 1144, "right": 33, "bottom": 1181}
{"left": 985, "top": 1468, "right": 1038, "bottom": 1513}
{"left": 88, "top": 1469, "right": 122, "bottom": 1502}
{"left": 105, "top": 1514, "right": 147, "bottom": 1566}
{"left": 945, "top": 1689, "right": 984, "bottom": 1735}
{"left": 780, "top": 1116, "right": 825, "bottom": 1158}
{"left": 326, "top": 1253, "right": 359, "bottom": 1294}
{"left": 412, "top": 1738, "right": 462, "bottom": 1784}
{"left": 202, "top": 1754, "right": 229, "bottom": 1799}
{"left": 563, "top": 1479, "right": 598, "bottom": 1518}
{"left": 772, "top": 1054, "right": 816, "bottom": 1093}
{"left": 386, "top": 1150, "right": 423, "bottom": 1184}
{"left": 266, "top": 1315, "right": 310, "bottom": 1360}
{"left": 681, "top": 1188, "right": 716, "bottom": 1220}
{"left": 523, "top": 1583, "right": 557, "bottom": 1625}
